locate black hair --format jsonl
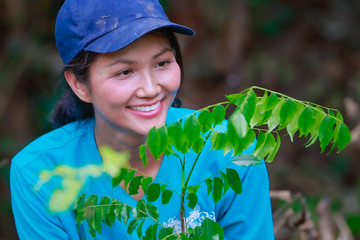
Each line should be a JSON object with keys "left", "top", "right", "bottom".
{"left": 51, "top": 29, "right": 184, "bottom": 128}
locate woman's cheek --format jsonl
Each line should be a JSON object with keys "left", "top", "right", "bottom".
{"left": 167, "top": 65, "right": 181, "bottom": 92}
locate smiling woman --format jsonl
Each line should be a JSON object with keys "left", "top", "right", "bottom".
{"left": 9, "top": 0, "right": 274, "bottom": 239}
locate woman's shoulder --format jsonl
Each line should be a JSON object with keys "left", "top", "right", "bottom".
{"left": 11, "top": 118, "right": 95, "bottom": 169}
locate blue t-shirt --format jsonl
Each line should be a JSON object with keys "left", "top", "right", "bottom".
{"left": 10, "top": 107, "right": 274, "bottom": 239}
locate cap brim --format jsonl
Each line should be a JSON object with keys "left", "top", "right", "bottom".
{"left": 84, "top": 18, "right": 195, "bottom": 54}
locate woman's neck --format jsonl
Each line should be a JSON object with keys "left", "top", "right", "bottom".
{"left": 94, "top": 118, "right": 145, "bottom": 151}
{"left": 94, "top": 117, "right": 162, "bottom": 170}
{"left": 94, "top": 118, "right": 163, "bottom": 201}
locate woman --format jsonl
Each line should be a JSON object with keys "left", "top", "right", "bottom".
{"left": 10, "top": 0, "right": 274, "bottom": 239}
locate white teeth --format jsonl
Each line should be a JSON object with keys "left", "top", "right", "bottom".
{"left": 130, "top": 101, "right": 160, "bottom": 112}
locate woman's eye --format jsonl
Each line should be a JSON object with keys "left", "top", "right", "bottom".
{"left": 114, "top": 69, "right": 132, "bottom": 78}
{"left": 120, "top": 70, "right": 131, "bottom": 75}
{"left": 156, "top": 61, "right": 169, "bottom": 68}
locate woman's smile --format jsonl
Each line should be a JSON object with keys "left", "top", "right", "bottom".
{"left": 127, "top": 98, "right": 165, "bottom": 119}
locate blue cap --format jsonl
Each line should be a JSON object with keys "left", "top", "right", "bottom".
{"left": 55, "top": 0, "right": 195, "bottom": 64}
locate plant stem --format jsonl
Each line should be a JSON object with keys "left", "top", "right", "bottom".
{"left": 184, "top": 132, "right": 212, "bottom": 190}
{"left": 179, "top": 132, "right": 212, "bottom": 234}
{"left": 180, "top": 156, "right": 186, "bottom": 233}
{"left": 180, "top": 191, "right": 185, "bottom": 233}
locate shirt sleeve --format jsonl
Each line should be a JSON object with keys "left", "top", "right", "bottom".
{"left": 10, "top": 162, "right": 73, "bottom": 240}
{"left": 216, "top": 163, "right": 275, "bottom": 239}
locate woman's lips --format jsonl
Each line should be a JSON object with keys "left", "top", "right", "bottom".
{"left": 127, "top": 99, "right": 164, "bottom": 119}
{"left": 129, "top": 101, "right": 161, "bottom": 112}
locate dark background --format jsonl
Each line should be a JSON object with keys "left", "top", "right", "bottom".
{"left": 1, "top": 0, "right": 359, "bottom": 239}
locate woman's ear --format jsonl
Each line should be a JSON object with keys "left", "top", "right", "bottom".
{"left": 64, "top": 71, "right": 92, "bottom": 103}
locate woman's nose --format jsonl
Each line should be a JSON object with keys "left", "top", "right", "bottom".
{"left": 136, "top": 72, "right": 161, "bottom": 98}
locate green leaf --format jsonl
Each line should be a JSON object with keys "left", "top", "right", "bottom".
{"left": 250, "top": 91, "right": 269, "bottom": 127}
{"left": 84, "top": 194, "right": 98, "bottom": 211}
{"left": 198, "top": 218, "right": 224, "bottom": 240}
{"left": 114, "top": 204, "right": 131, "bottom": 225}
{"left": 184, "top": 115, "right": 201, "bottom": 147}
{"left": 265, "top": 93, "right": 281, "bottom": 111}
{"left": 220, "top": 171, "right": 230, "bottom": 194}
{"left": 228, "top": 111, "right": 248, "bottom": 142}
{"left": 186, "top": 192, "right": 198, "bottom": 209}
{"left": 298, "top": 107, "right": 326, "bottom": 147}
{"left": 112, "top": 168, "right": 128, "bottom": 188}
{"left": 158, "top": 125, "right": 168, "bottom": 153}
{"left": 100, "top": 196, "right": 111, "bottom": 220}
{"left": 168, "top": 121, "right": 189, "bottom": 154}
{"left": 212, "top": 105, "right": 226, "bottom": 125}
{"left": 144, "top": 223, "right": 158, "bottom": 240}
{"left": 212, "top": 177, "right": 224, "bottom": 203}
{"left": 127, "top": 219, "right": 139, "bottom": 235}
{"left": 73, "top": 194, "right": 86, "bottom": 224}
{"left": 319, "top": 115, "right": 336, "bottom": 153}
{"left": 161, "top": 189, "right": 173, "bottom": 205}
{"left": 135, "top": 200, "right": 147, "bottom": 219}
{"left": 192, "top": 136, "right": 205, "bottom": 154}
{"left": 187, "top": 184, "right": 200, "bottom": 194}
{"left": 336, "top": 110, "right": 344, "bottom": 121}
{"left": 84, "top": 195, "right": 98, "bottom": 237}
{"left": 124, "top": 170, "right": 136, "bottom": 191}
{"left": 129, "top": 176, "right": 143, "bottom": 195}
{"left": 226, "top": 168, "right": 242, "bottom": 194}
{"left": 158, "top": 227, "right": 175, "bottom": 239}
{"left": 84, "top": 207, "right": 96, "bottom": 237}
{"left": 146, "top": 203, "right": 160, "bottom": 221}
{"left": 266, "top": 132, "right": 281, "bottom": 163}
{"left": 298, "top": 107, "right": 316, "bottom": 138}
{"left": 239, "top": 89, "right": 258, "bottom": 123}
{"left": 279, "top": 99, "right": 298, "bottom": 130}
{"left": 253, "top": 131, "right": 276, "bottom": 160}
{"left": 232, "top": 154, "right": 262, "bottom": 167}
{"left": 232, "top": 129, "right": 256, "bottom": 155}
{"left": 141, "top": 177, "right": 153, "bottom": 194}
{"left": 253, "top": 131, "right": 266, "bottom": 158}
{"left": 256, "top": 93, "right": 281, "bottom": 126}
{"left": 286, "top": 102, "right": 305, "bottom": 141}
{"left": 205, "top": 178, "right": 213, "bottom": 196}
{"left": 160, "top": 184, "right": 167, "bottom": 192}
{"left": 334, "top": 122, "right": 351, "bottom": 152}
{"left": 137, "top": 219, "right": 145, "bottom": 239}
{"left": 257, "top": 111, "right": 273, "bottom": 127}
{"left": 198, "top": 109, "right": 213, "bottom": 133}
{"left": 304, "top": 107, "right": 326, "bottom": 147}
{"left": 146, "top": 183, "right": 161, "bottom": 202}
{"left": 106, "top": 199, "right": 117, "bottom": 227}
{"left": 139, "top": 144, "right": 147, "bottom": 168}
{"left": 94, "top": 206, "right": 102, "bottom": 234}
{"left": 267, "top": 98, "right": 285, "bottom": 132}
{"left": 193, "top": 225, "right": 205, "bottom": 238}
{"left": 210, "top": 132, "right": 228, "bottom": 151}
{"left": 222, "top": 141, "right": 234, "bottom": 156}
{"left": 148, "top": 126, "right": 168, "bottom": 160}
{"left": 226, "top": 92, "right": 244, "bottom": 105}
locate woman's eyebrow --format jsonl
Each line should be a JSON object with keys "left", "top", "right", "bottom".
{"left": 152, "top": 47, "right": 173, "bottom": 59}
{"left": 106, "top": 58, "right": 137, "bottom": 67}
{"left": 106, "top": 47, "right": 173, "bottom": 67}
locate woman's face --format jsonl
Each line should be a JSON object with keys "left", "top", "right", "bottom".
{"left": 86, "top": 32, "right": 181, "bottom": 135}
